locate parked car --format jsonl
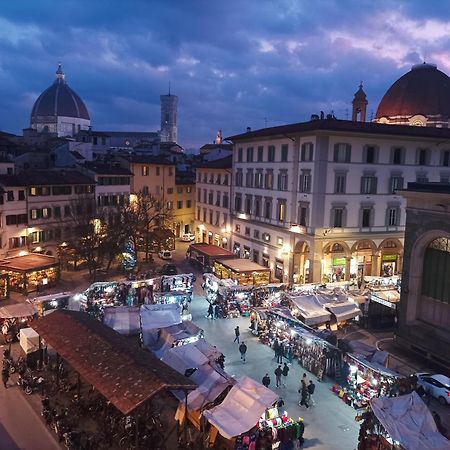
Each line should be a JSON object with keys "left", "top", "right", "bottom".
{"left": 158, "top": 250, "right": 173, "bottom": 260}
{"left": 180, "top": 232, "right": 195, "bottom": 242}
{"left": 417, "top": 373, "right": 450, "bottom": 405}
{"left": 160, "top": 264, "right": 178, "bottom": 276}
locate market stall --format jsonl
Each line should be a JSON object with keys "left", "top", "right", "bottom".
{"left": 187, "top": 243, "right": 235, "bottom": 270}
{"left": 333, "top": 352, "right": 401, "bottom": 409}
{"left": 286, "top": 292, "right": 332, "bottom": 326}
{"left": 357, "top": 392, "right": 450, "bottom": 450}
{"left": 202, "top": 273, "right": 221, "bottom": 303}
{"left": 214, "top": 258, "right": 271, "bottom": 285}
{"left": 0, "top": 274, "right": 9, "bottom": 300}
{"left": 28, "top": 291, "right": 83, "bottom": 317}
{"left": 102, "top": 306, "right": 140, "bottom": 335}
{"left": 217, "top": 279, "right": 254, "bottom": 317}
{"left": 0, "top": 254, "right": 60, "bottom": 294}
{"left": 150, "top": 321, "right": 204, "bottom": 358}
{"left": 0, "top": 303, "right": 38, "bottom": 342}
{"left": 252, "top": 283, "right": 286, "bottom": 307}
{"left": 368, "top": 288, "right": 400, "bottom": 328}
{"left": 140, "top": 303, "right": 182, "bottom": 348}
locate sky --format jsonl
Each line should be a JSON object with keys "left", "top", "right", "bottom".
{"left": 1, "top": 0, "right": 450, "bottom": 150}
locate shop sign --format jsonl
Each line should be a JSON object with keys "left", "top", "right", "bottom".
{"left": 382, "top": 254, "right": 397, "bottom": 262}
{"left": 332, "top": 257, "right": 346, "bottom": 266}
{"left": 370, "top": 294, "right": 396, "bottom": 309}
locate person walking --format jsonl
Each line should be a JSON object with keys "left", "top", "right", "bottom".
{"left": 207, "top": 302, "right": 214, "bottom": 319}
{"left": 282, "top": 363, "right": 289, "bottom": 388}
{"left": 239, "top": 342, "right": 247, "bottom": 363}
{"left": 2, "top": 321, "right": 8, "bottom": 344}
{"left": 302, "top": 372, "right": 309, "bottom": 387}
{"left": 299, "top": 380, "right": 309, "bottom": 408}
{"left": 2, "top": 367, "right": 9, "bottom": 388}
{"left": 233, "top": 326, "right": 240, "bottom": 343}
{"left": 214, "top": 303, "right": 220, "bottom": 319}
{"left": 274, "top": 365, "right": 283, "bottom": 388}
{"left": 307, "top": 380, "right": 316, "bottom": 406}
{"left": 277, "top": 342, "right": 284, "bottom": 364}
{"left": 262, "top": 373, "right": 271, "bottom": 388}
{"left": 273, "top": 339, "right": 279, "bottom": 360}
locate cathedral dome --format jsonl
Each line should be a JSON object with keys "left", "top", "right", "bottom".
{"left": 30, "top": 65, "right": 90, "bottom": 136}
{"left": 375, "top": 63, "right": 450, "bottom": 126}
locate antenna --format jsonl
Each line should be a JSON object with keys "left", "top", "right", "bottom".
{"left": 168, "top": 81, "right": 171, "bottom": 95}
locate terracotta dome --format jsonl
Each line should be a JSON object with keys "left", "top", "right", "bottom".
{"left": 31, "top": 64, "right": 90, "bottom": 122}
{"left": 375, "top": 63, "right": 450, "bottom": 123}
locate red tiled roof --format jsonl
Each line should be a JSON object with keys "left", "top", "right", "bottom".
{"left": 31, "top": 310, "right": 196, "bottom": 415}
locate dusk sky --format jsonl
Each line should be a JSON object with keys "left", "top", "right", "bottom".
{"left": 1, "top": 1, "right": 450, "bottom": 149}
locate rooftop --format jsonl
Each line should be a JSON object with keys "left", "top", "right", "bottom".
{"left": 226, "top": 118, "right": 450, "bottom": 142}
{"left": 0, "top": 170, "right": 95, "bottom": 186}
{"left": 189, "top": 243, "right": 235, "bottom": 258}
{"left": 402, "top": 182, "right": 450, "bottom": 194}
{"left": 0, "top": 254, "right": 58, "bottom": 272}
{"left": 215, "top": 258, "right": 270, "bottom": 272}
{"left": 195, "top": 155, "right": 233, "bottom": 169}
{"left": 31, "top": 310, "right": 197, "bottom": 415}
{"left": 84, "top": 162, "right": 133, "bottom": 176}
{"left": 121, "top": 154, "right": 174, "bottom": 166}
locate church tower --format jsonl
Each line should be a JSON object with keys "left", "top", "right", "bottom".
{"left": 352, "top": 82, "right": 368, "bottom": 122}
{"left": 160, "top": 90, "right": 178, "bottom": 143}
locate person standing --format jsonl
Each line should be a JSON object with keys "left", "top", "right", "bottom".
{"left": 275, "top": 365, "right": 283, "bottom": 388}
{"left": 2, "top": 321, "right": 8, "bottom": 344}
{"left": 277, "top": 342, "right": 284, "bottom": 364}
{"left": 207, "top": 302, "right": 214, "bottom": 319}
{"left": 233, "top": 326, "right": 240, "bottom": 343}
{"left": 273, "top": 339, "right": 279, "bottom": 360}
{"left": 239, "top": 341, "right": 247, "bottom": 363}
{"left": 214, "top": 303, "right": 220, "bottom": 319}
{"left": 307, "top": 380, "right": 316, "bottom": 406}
{"left": 299, "top": 380, "right": 309, "bottom": 408}
{"left": 262, "top": 373, "right": 271, "bottom": 388}
{"left": 2, "top": 367, "right": 9, "bottom": 388}
{"left": 282, "top": 363, "right": 289, "bottom": 388}
{"left": 302, "top": 372, "right": 309, "bottom": 387}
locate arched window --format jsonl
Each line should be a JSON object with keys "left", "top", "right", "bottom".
{"left": 422, "top": 237, "right": 450, "bottom": 303}
{"left": 332, "top": 243, "right": 344, "bottom": 253}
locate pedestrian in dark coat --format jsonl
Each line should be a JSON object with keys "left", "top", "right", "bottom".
{"left": 275, "top": 365, "right": 283, "bottom": 388}
{"left": 282, "top": 363, "right": 289, "bottom": 387}
{"left": 273, "top": 339, "right": 279, "bottom": 359}
{"left": 207, "top": 302, "right": 214, "bottom": 319}
{"left": 239, "top": 342, "right": 247, "bottom": 363}
{"left": 2, "top": 368, "right": 9, "bottom": 388}
{"left": 277, "top": 342, "right": 284, "bottom": 363}
{"left": 299, "top": 381, "right": 309, "bottom": 408}
{"left": 233, "top": 326, "right": 240, "bottom": 343}
{"left": 307, "top": 380, "right": 316, "bottom": 405}
{"left": 262, "top": 373, "right": 270, "bottom": 388}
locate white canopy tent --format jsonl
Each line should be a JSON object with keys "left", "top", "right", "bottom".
{"left": 140, "top": 303, "right": 181, "bottom": 348}
{"left": 288, "top": 293, "right": 331, "bottom": 325}
{"left": 103, "top": 306, "right": 140, "bottom": 335}
{"left": 162, "top": 343, "right": 233, "bottom": 411}
{"left": 370, "top": 392, "right": 449, "bottom": 450}
{"left": 203, "top": 376, "right": 278, "bottom": 439}
{"left": 0, "top": 303, "right": 37, "bottom": 319}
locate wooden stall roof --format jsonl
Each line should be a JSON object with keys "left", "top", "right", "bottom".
{"left": 189, "top": 243, "right": 235, "bottom": 258}
{"left": 31, "top": 310, "right": 197, "bottom": 415}
{"left": 0, "top": 254, "right": 59, "bottom": 273}
{"left": 215, "top": 258, "right": 270, "bottom": 273}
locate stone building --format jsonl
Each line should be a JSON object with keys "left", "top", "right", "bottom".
{"left": 397, "top": 182, "right": 450, "bottom": 367}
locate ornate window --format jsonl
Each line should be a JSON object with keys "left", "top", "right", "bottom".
{"left": 422, "top": 237, "right": 450, "bottom": 303}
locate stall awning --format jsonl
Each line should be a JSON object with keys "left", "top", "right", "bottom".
{"left": 0, "top": 302, "right": 37, "bottom": 319}
{"left": 215, "top": 258, "right": 270, "bottom": 273}
{"left": 31, "top": 310, "right": 196, "bottom": 415}
{"left": 324, "top": 301, "right": 361, "bottom": 322}
{"left": 188, "top": 243, "right": 235, "bottom": 258}
{"left": 0, "top": 254, "right": 58, "bottom": 273}
{"left": 103, "top": 306, "right": 141, "bottom": 336}
{"left": 370, "top": 289, "right": 400, "bottom": 309}
{"left": 288, "top": 294, "right": 332, "bottom": 325}
{"left": 161, "top": 343, "right": 233, "bottom": 411}
{"left": 370, "top": 392, "right": 450, "bottom": 450}
{"left": 203, "top": 376, "right": 279, "bottom": 439}
{"left": 347, "top": 353, "right": 400, "bottom": 378}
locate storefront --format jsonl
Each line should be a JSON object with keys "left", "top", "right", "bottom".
{"left": 380, "top": 254, "right": 397, "bottom": 277}
{"left": 0, "top": 254, "right": 60, "bottom": 294}
{"left": 0, "top": 274, "right": 9, "bottom": 300}
{"left": 214, "top": 258, "right": 271, "bottom": 286}
{"left": 274, "top": 258, "right": 284, "bottom": 282}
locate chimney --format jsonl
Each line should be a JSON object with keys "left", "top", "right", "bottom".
{"left": 246, "top": 127, "right": 251, "bottom": 133}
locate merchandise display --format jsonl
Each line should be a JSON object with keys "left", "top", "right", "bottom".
{"left": 332, "top": 353, "right": 400, "bottom": 409}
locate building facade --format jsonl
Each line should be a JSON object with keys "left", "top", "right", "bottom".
{"left": 173, "top": 174, "right": 195, "bottom": 237}
{"left": 194, "top": 156, "right": 232, "bottom": 249}
{"left": 228, "top": 120, "right": 450, "bottom": 283}
{"left": 397, "top": 183, "right": 450, "bottom": 366}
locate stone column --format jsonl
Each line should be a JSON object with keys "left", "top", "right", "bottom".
{"left": 371, "top": 253, "right": 379, "bottom": 276}
{"left": 345, "top": 257, "right": 351, "bottom": 281}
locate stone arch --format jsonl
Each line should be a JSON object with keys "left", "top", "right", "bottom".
{"left": 351, "top": 239, "right": 377, "bottom": 253}
{"left": 323, "top": 241, "right": 351, "bottom": 257}
{"left": 377, "top": 238, "right": 403, "bottom": 253}
{"left": 293, "top": 241, "right": 310, "bottom": 284}
{"left": 404, "top": 229, "right": 450, "bottom": 323}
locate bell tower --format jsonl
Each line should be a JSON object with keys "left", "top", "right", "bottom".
{"left": 352, "top": 82, "right": 368, "bottom": 122}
